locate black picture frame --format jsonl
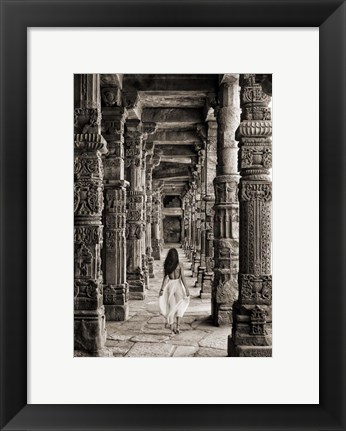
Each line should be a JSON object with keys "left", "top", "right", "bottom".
{"left": 1, "top": 1, "right": 345, "bottom": 430}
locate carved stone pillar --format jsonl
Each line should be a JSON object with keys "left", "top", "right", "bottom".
{"left": 125, "top": 120, "right": 145, "bottom": 299}
{"left": 145, "top": 151, "right": 154, "bottom": 278}
{"left": 151, "top": 190, "right": 160, "bottom": 260}
{"left": 182, "top": 194, "right": 188, "bottom": 253}
{"left": 152, "top": 182, "right": 164, "bottom": 260}
{"left": 229, "top": 74, "right": 272, "bottom": 357}
{"left": 201, "top": 117, "right": 217, "bottom": 298}
{"left": 74, "top": 74, "right": 107, "bottom": 352}
{"left": 140, "top": 142, "right": 149, "bottom": 288}
{"left": 189, "top": 182, "right": 197, "bottom": 264}
{"left": 141, "top": 124, "right": 157, "bottom": 286}
{"left": 101, "top": 103, "right": 130, "bottom": 321}
{"left": 194, "top": 151, "right": 204, "bottom": 285}
{"left": 180, "top": 214, "right": 185, "bottom": 245}
{"left": 212, "top": 74, "right": 241, "bottom": 326}
{"left": 146, "top": 150, "right": 160, "bottom": 276}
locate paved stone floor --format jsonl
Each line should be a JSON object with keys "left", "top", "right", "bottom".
{"left": 100, "top": 244, "right": 231, "bottom": 357}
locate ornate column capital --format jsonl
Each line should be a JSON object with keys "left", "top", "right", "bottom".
{"left": 101, "top": 86, "right": 122, "bottom": 107}
{"left": 237, "top": 74, "right": 272, "bottom": 182}
{"left": 122, "top": 90, "right": 143, "bottom": 121}
{"left": 220, "top": 73, "right": 240, "bottom": 85}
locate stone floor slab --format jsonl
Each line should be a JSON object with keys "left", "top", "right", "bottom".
{"left": 169, "top": 329, "right": 208, "bottom": 346}
{"left": 198, "top": 328, "right": 231, "bottom": 350}
{"left": 129, "top": 314, "right": 152, "bottom": 322}
{"left": 130, "top": 334, "right": 169, "bottom": 343}
{"left": 148, "top": 316, "right": 166, "bottom": 324}
{"left": 173, "top": 346, "right": 197, "bottom": 357}
{"left": 126, "top": 342, "right": 175, "bottom": 357}
{"left": 194, "top": 347, "right": 227, "bottom": 357}
{"left": 141, "top": 328, "right": 173, "bottom": 336}
{"left": 107, "top": 333, "right": 133, "bottom": 341}
{"left": 107, "top": 341, "right": 134, "bottom": 356}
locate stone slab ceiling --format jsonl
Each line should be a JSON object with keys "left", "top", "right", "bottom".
{"left": 103, "top": 74, "right": 219, "bottom": 197}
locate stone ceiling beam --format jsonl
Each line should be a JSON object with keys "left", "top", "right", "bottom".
{"left": 151, "top": 130, "right": 201, "bottom": 145}
{"left": 155, "top": 123, "right": 199, "bottom": 131}
{"left": 160, "top": 156, "right": 193, "bottom": 164}
{"left": 154, "top": 175, "right": 192, "bottom": 182}
{"left": 138, "top": 91, "right": 210, "bottom": 109}
{"left": 155, "top": 144, "right": 196, "bottom": 156}
{"left": 123, "top": 75, "right": 219, "bottom": 92}
{"left": 142, "top": 108, "right": 204, "bottom": 124}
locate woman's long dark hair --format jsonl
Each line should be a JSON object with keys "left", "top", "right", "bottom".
{"left": 164, "top": 248, "right": 179, "bottom": 276}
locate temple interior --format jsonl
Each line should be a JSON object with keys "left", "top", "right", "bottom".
{"left": 74, "top": 74, "right": 272, "bottom": 357}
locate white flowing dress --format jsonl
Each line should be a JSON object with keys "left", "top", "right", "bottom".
{"left": 159, "top": 268, "right": 190, "bottom": 325}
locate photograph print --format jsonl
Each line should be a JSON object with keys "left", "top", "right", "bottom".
{"left": 74, "top": 74, "right": 272, "bottom": 357}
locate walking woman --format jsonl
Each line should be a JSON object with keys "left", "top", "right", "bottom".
{"left": 159, "top": 248, "right": 190, "bottom": 334}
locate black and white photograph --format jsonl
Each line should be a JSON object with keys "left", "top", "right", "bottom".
{"left": 74, "top": 73, "right": 273, "bottom": 358}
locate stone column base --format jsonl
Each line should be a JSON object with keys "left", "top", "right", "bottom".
{"left": 127, "top": 272, "right": 145, "bottom": 300}
{"left": 144, "top": 271, "right": 149, "bottom": 289}
{"left": 200, "top": 272, "right": 213, "bottom": 298}
{"left": 228, "top": 337, "right": 272, "bottom": 357}
{"left": 128, "top": 283, "right": 145, "bottom": 300}
{"left": 103, "top": 284, "right": 129, "bottom": 321}
{"left": 193, "top": 256, "right": 200, "bottom": 276}
{"left": 129, "top": 292, "right": 145, "bottom": 300}
{"left": 148, "top": 257, "right": 155, "bottom": 278}
{"left": 213, "top": 304, "right": 232, "bottom": 326}
{"left": 74, "top": 307, "right": 106, "bottom": 353}
{"left": 195, "top": 265, "right": 205, "bottom": 288}
{"left": 105, "top": 304, "right": 129, "bottom": 321}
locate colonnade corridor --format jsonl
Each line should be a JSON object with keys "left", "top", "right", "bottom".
{"left": 74, "top": 73, "right": 273, "bottom": 357}
{"left": 104, "top": 244, "right": 231, "bottom": 357}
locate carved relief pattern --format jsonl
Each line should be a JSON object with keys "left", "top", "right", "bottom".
{"left": 214, "top": 178, "right": 238, "bottom": 204}
{"left": 74, "top": 237, "right": 103, "bottom": 303}
{"left": 105, "top": 230, "right": 117, "bottom": 249}
{"left": 74, "top": 279, "right": 99, "bottom": 300}
{"left": 250, "top": 306, "right": 267, "bottom": 336}
{"left": 127, "top": 191, "right": 144, "bottom": 222}
{"left": 74, "top": 131, "right": 105, "bottom": 309}
{"left": 74, "top": 108, "right": 101, "bottom": 134}
{"left": 240, "top": 147, "right": 272, "bottom": 170}
{"left": 125, "top": 139, "right": 142, "bottom": 168}
{"left": 245, "top": 106, "right": 271, "bottom": 121}
{"left": 239, "top": 121, "right": 272, "bottom": 137}
{"left": 240, "top": 182, "right": 272, "bottom": 202}
{"left": 239, "top": 274, "right": 272, "bottom": 305}
{"left": 74, "top": 182, "right": 104, "bottom": 216}
{"left": 74, "top": 226, "right": 103, "bottom": 245}
{"left": 241, "top": 74, "right": 270, "bottom": 106}
{"left": 101, "top": 87, "right": 121, "bottom": 107}
{"left": 247, "top": 200, "right": 255, "bottom": 275}
{"left": 103, "top": 284, "right": 129, "bottom": 305}
{"left": 239, "top": 202, "right": 248, "bottom": 274}
{"left": 261, "top": 201, "right": 272, "bottom": 274}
